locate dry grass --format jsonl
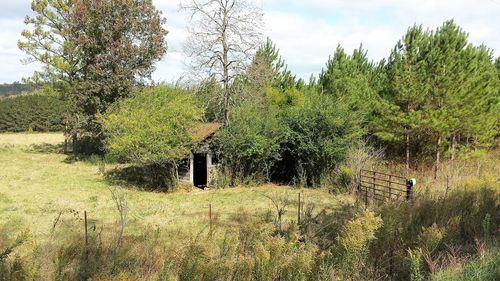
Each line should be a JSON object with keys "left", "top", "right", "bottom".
{"left": 0, "top": 132, "right": 65, "bottom": 147}
{"left": 0, "top": 133, "right": 345, "bottom": 242}
{"left": 379, "top": 150, "right": 500, "bottom": 197}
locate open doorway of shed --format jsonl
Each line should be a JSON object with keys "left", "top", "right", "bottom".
{"left": 193, "top": 153, "right": 207, "bottom": 187}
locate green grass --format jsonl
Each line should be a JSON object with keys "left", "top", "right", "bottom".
{"left": 0, "top": 132, "right": 345, "bottom": 241}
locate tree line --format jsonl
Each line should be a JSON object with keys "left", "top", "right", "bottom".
{"left": 0, "top": 92, "right": 69, "bottom": 133}
{"left": 17, "top": 0, "right": 500, "bottom": 187}
{"left": 0, "top": 82, "right": 31, "bottom": 97}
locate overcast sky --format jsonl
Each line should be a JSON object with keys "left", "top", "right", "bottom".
{"left": 1, "top": 0, "right": 500, "bottom": 83}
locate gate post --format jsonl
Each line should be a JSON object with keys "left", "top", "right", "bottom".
{"left": 406, "top": 178, "right": 416, "bottom": 201}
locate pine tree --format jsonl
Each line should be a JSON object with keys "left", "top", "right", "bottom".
{"left": 379, "top": 25, "right": 431, "bottom": 170}
{"left": 318, "top": 45, "right": 378, "bottom": 121}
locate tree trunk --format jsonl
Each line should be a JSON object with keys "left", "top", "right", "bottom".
{"left": 174, "top": 163, "right": 179, "bottom": 183}
{"left": 72, "top": 133, "right": 77, "bottom": 157}
{"left": 405, "top": 129, "right": 410, "bottom": 171}
{"left": 223, "top": 83, "right": 230, "bottom": 127}
{"left": 434, "top": 136, "right": 441, "bottom": 179}
{"left": 221, "top": 10, "right": 230, "bottom": 127}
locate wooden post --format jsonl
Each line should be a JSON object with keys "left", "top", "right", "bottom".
{"left": 406, "top": 180, "right": 413, "bottom": 201}
{"left": 445, "top": 175, "right": 450, "bottom": 197}
{"left": 84, "top": 210, "right": 88, "bottom": 246}
{"left": 388, "top": 175, "right": 392, "bottom": 199}
{"left": 209, "top": 204, "right": 212, "bottom": 235}
{"left": 365, "top": 185, "right": 368, "bottom": 209}
{"left": 372, "top": 171, "right": 376, "bottom": 199}
{"left": 297, "top": 192, "right": 301, "bottom": 225}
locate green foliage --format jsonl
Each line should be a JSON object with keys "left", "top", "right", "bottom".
{"left": 103, "top": 86, "right": 201, "bottom": 189}
{"left": 193, "top": 76, "right": 223, "bottom": 122}
{"left": 418, "top": 223, "right": 444, "bottom": 253}
{"left": 0, "top": 94, "right": 69, "bottom": 132}
{"left": 329, "top": 165, "right": 354, "bottom": 194}
{"left": 374, "top": 24, "right": 430, "bottom": 166}
{"left": 482, "top": 213, "right": 492, "bottom": 245}
{"left": 332, "top": 211, "right": 383, "bottom": 278}
{"left": 408, "top": 248, "right": 424, "bottom": 281}
{"left": 219, "top": 84, "right": 362, "bottom": 186}
{"left": 104, "top": 86, "right": 201, "bottom": 165}
{"left": 217, "top": 103, "right": 284, "bottom": 183}
{"left": 378, "top": 20, "right": 500, "bottom": 169}
{"left": 319, "top": 45, "right": 379, "bottom": 122}
{"left": 19, "top": 0, "right": 168, "bottom": 154}
{"left": 275, "top": 92, "right": 364, "bottom": 186}
{"left": 265, "top": 86, "right": 305, "bottom": 109}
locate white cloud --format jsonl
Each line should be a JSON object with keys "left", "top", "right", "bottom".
{"left": 1, "top": 0, "right": 499, "bottom": 83}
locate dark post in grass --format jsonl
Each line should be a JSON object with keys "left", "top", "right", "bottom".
{"left": 445, "top": 175, "right": 450, "bottom": 197}
{"left": 297, "top": 192, "right": 301, "bottom": 225}
{"left": 84, "top": 210, "right": 88, "bottom": 246}
{"left": 209, "top": 204, "right": 212, "bottom": 236}
{"left": 406, "top": 178, "right": 416, "bottom": 201}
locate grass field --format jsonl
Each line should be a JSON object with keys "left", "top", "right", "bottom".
{"left": 0, "top": 133, "right": 345, "bottom": 241}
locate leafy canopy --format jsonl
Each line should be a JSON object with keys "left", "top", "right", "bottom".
{"left": 103, "top": 86, "right": 202, "bottom": 165}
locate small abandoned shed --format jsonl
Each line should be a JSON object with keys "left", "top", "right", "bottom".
{"left": 179, "top": 122, "right": 221, "bottom": 187}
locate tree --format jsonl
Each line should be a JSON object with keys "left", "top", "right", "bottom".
{"left": 180, "top": 0, "right": 264, "bottom": 126}
{"left": 318, "top": 45, "right": 378, "bottom": 125}
{"left": 19, "top": 0, "right": 168, "bottom": 154}
{"left": 460, "top": 46, "right": 499, "bottom": 148}
{"left": 377, "top": 20, "right": 499, "bottom": 176}
{"left": 103, "top": 86, "right": 202, "bottom": 187}
{"left": 234, "top": 38, "right": 302, "bottom": 108}
{"left": 18, "top": 0, "right": 81, "bottom": 94}
{"left": 378, "top": 25, "right": 431, "bottom": 170}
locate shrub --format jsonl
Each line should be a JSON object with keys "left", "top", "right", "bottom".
{"left": 332, "top": 211, "right": 383, "bottom": 279}
{"left": 217, "top": 103, "right": 284, "bottom": 184}
{"left": 273, "top": 92, "right": 364, "bottom": 186}
{"left": 328, "top": 165, "right": 354, "bottom": 194}
{"left": 102, "top": 85, "right": 202, "bottom": 189}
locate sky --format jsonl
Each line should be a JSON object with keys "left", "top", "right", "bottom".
{"left": 1, "top": 0, "right": 500, "bottom": 84}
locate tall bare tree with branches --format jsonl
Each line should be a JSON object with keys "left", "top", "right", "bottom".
{"left": 180, "top": 0, "right": 264, "bottom": 126}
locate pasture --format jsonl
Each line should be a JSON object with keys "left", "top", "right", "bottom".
{"left": 0, "top": 133, "right": 344, "bottom": 241}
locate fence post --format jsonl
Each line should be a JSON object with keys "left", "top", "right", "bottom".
{"left": 297, "top": 192, "right": 301, "bottom": 225}
{"left": 84, "top": 210, "right": 88, "bottom": 246}
{"left": 388, "top": 175, "right": 392, "bottom": 199}
{"left": 372, "top": 171, "right": 376, "bottom": 196}
{"left": 406, "top": 179, "right": 415, "bottom": 201}
{"left": 445, "top": 175, "right": 450, "bottom": 197}
{"left": 209, "top": 204, "right": 212, "bottom": 235}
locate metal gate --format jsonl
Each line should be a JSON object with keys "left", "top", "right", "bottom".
{"left": 357, "top": 169, "right": 415, "bottom": 206}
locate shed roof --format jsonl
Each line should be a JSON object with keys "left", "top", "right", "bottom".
{"left": 191, "top": 122, "right": 222, "bottom": 142}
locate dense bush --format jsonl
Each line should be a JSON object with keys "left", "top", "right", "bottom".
{"left": 217, "top": 103, "right": 284, "bottom": 184}
{"left": 0, "top": 94, "right": 68, "bottom": 132}
{"left": 102, "top": 85, "right": 202, "bottom": 189}
{"left": 217, "top": 90, "right": 364, "bottom": 187}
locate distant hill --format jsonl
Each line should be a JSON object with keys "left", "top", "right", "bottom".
{"left": 0, "top": 82, "right": 33, "bottom": 97}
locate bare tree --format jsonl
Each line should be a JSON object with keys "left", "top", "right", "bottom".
{"left": 180, "top": 0, "right": 264, "bottom": 126}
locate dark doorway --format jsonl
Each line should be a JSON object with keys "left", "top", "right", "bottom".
{"left": 193, "top": 153, "right": 207, "bottom": 187}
